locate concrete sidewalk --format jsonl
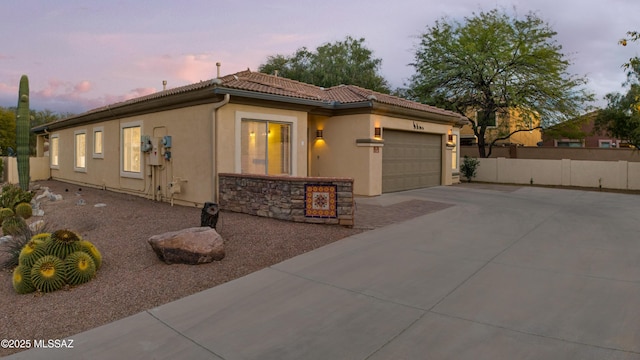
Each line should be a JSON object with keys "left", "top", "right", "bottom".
{"left": 6, "top": 185, "right": 640, "bottom": 359}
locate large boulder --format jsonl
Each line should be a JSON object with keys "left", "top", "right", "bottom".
{"left": 148, "top": 227, "right": 225, "bottom": 265}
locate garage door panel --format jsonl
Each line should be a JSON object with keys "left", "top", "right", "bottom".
{"left": 382, "top": 130, "right": 442, "bottom": 193}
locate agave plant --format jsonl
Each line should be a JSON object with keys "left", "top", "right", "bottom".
{"left": 30, "top": 255, "right": 66, "bottom": 293}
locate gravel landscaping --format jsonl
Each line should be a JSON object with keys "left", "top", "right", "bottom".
{"left": 0, "top": 180, "right": 363, "bottom": 357}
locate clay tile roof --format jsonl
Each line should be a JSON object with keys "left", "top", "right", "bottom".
{"left": 219, "top": 71, "right": 461, "bottom": 118}
{"left": 219, "top": 70, "right": 326, "bottom": 101}
{"left": 34, "top": 69, "right": 463, "bottom": 132}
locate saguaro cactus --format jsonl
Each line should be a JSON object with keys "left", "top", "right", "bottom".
{"left": 16, "top": 75, "right": 30, "bottom": 191}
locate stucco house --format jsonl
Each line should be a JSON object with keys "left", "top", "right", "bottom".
{"left": 460, "top": 108, "right": 542, "bottom": 147}
{"left": 541, "top": 110, "right": 628, "bottom": 148}
{"left": 32, "top": 70, "right": 468, "bottom": 208}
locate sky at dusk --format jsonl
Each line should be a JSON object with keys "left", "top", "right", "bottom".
{"left": 1, "top": 0, "right": 639, "bottom": 114}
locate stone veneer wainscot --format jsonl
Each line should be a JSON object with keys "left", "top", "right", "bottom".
{"left": 218, "top": 173, "right": 354, "bottom": 226}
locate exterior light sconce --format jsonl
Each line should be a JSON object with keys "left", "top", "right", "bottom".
{"left": 316, "top": 129, "right": 323, "bottom": 139}
{"left": 374, "top": 127, "right": 382, "bottom": 139}
{"left": 446, "top": 129, "right": 455, "bottom": 148}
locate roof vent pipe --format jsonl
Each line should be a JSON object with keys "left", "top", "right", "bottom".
{"left": 216, "top": 62, "right": 221, "bottom": 78}
{"left": 162, "top": 80, "right": 167, "bottom": 91}
{"left": 274, "top": 70, "right": 279, "bottom": 77}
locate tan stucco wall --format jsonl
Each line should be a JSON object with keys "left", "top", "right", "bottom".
{"left": 46, "top": 104, "right": 217, "bottom": 206}
{"left": 3, "top": 156, "right": 50, "bottom": 184}
{"left": 474, "top": 157, "right": 639, "bottom": 190}
{"left": 42, "top": 102, "right": 310, "bottom": 207}
{"left": 215, "top": 103, "right": 308, "bottom": 178}
{"left": 309, "top": 113, "right": 454, "bottom": 196}
{"left": 309, "top": 114, "right": 375, "bottom": 195}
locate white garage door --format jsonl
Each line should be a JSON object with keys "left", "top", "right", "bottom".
{"left": 382, "top": 130, "right": 442, "bottom": 193}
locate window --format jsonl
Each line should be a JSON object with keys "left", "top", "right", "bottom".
{"left": 241, "top": 120, "right": 291, "bottom": 175}
{"left": 121, "top": 122, "right": 142, "bottom": 178}
{"left": 74, "top": 130, "right": 87, "bottom": 172}
{"left": 556, "top": 139, "right": 582, "bottom": 148}
{"left": 476, "top": 110, "right": 497, "bottom": 127}
{"left": 93, "top": 127, "right": 104, "bottom": 158}
{"left": 599, "top": 140, "right": 612, "bottom": 148}
{"left": 50, "top": 135, "right": 59, "bottom": 168}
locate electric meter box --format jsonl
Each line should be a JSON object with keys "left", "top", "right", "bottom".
{"left": 162, "top": 135, "right": 172, "bottom": 148}
{"left": 148, "top": 137, "right": 163, "bottom": 165}
{"left": 141, "top": 135, "right": 152, "bottom": 152}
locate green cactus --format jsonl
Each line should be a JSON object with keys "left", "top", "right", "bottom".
{"left": 2, "top": 215, "right": 27, "bottom": 236}
{"left": 30, "top": 255, "right": 66, "bottom": 293}
{"left": 64, "top": 251, "right": 96, "bottom": 285}
{"left": 46, "top": 229, "right": 81, "bottom": 259}
{"left": 16, "top": 75, "right": 30, "bottom": 191}
{"left": 13, "top": 265, "right": 35, "bottom": 294}
{"left": 14, "top": 202, "right": 32, "bottom": 219}
{"left": 0, "top": 208, "right": 14, "bottom": 223}
{"left": 18, "top": 238, "right": 46, "bottom": 268}
{"left": 79, "top": 240, "right": 102, "bottom": 270}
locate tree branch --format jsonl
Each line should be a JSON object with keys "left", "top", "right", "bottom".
{"left": 486, "top": 125, "right": 542, "bottom": 158}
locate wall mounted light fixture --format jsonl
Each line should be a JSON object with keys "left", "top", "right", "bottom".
{"left": 316, "top": 129, "right": 323, "bottom": 139}
{"left": 374, "top": 127, "right": 381, "bottom": 138}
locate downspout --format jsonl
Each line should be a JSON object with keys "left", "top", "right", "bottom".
{"left": 211, "top": 92, "right": 230, "bottom": 203}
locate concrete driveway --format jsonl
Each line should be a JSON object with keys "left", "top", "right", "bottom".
{"left": 6, "top": 184, "right": 640, "bottom": 359}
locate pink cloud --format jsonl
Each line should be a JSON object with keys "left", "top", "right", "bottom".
{"left": 74, "top": 80, "right": 92, "bottom": 93}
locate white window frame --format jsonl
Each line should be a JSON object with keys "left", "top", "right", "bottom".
{"left": 120, "top": 121, "right": 143, "bottom": 179}
{"left": 451, "top": 134, "right": 459, "bottom": 172}
{"left": 50, "top": 134, "right": 60, "bottom": 169}
{"left": 234, "top": 111, "right": 297, "bottom": 175}
{"left": 74, "top": 130, "right": 87, "bottom": 172}
{"left": 93, "top": 126, "right": 104, "bottom": 159}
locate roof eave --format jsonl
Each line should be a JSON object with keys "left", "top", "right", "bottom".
{"left": 370, "top": 102, "right": 466, "bottom": 125}
{"left": 33, "top": 86, "right": 218, "bottom": 133}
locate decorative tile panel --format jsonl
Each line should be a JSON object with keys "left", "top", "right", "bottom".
{"left": 304, "top": 184, "right": 337, "bottom": 218}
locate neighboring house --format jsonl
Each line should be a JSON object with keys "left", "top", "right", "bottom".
{"left": 460, "top": 108, "right": 542, "bottom": 147}
{"left": 541, "top": 111, "right": 628, "bottom": 148}
{"left": 32, "top": 70, "right": 468, "bottom": 206}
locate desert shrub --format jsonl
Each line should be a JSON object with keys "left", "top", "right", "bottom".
{"left": 461, "top": 156, "right": 480, "bottom": 183}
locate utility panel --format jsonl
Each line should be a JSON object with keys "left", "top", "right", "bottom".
{"left": 141, "top": 135, "right": 152, "bottom": 152}
{"left": 162, "top": 135, "right": 172, "bottom": 148}
{"left": 148, "top": 137, "right": 163, "bottom": 165}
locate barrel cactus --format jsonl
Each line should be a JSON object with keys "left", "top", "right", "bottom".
{"left": 0, "top": 208, "right": 14, "bottom": 223}
{"left": 16, "top": 75, "right": 30, "bottom": 191}
{"left": 64, "top": 251, "right": 96, "bottom": 285}
{"left": 18, "top": 238, "right": 46, "bottom": 268}
{"left": 79, "top": 240, "right": 102, "bottom": 270}
{"left": 12, "top": 265, "right": 35, "bottom": 294}
{"left": 45, "top": 229, "right": 81, "bottom": 259}
{"left": 31, "top": 232, "right": 51, "bottom": 242}
{"left": 30, "top": 255, "right": 66, "bottom": 293}
{"left": 14, "top": 202, "right": 32, "bottom": 219}
{"left": 2, "top": 215, "right": 27, "bottom": 236}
